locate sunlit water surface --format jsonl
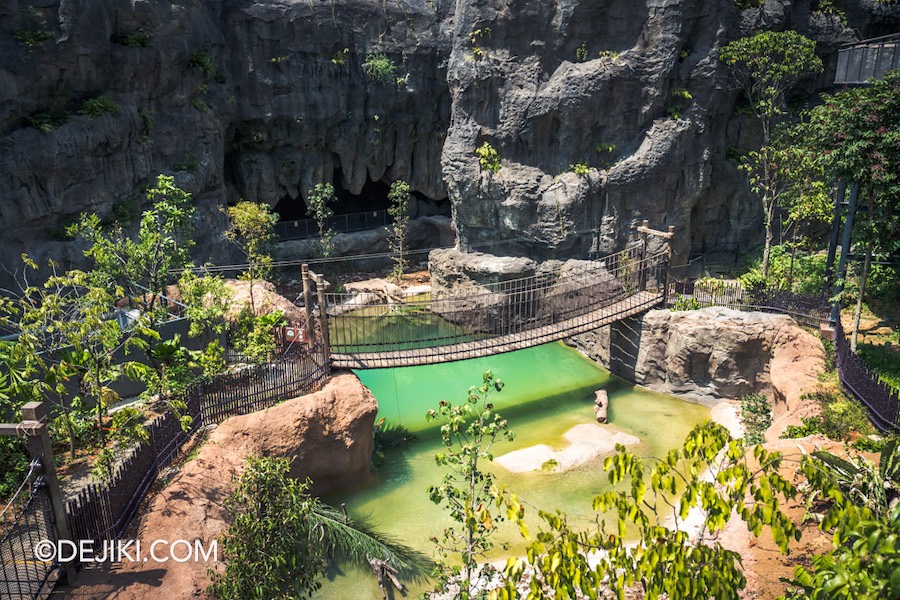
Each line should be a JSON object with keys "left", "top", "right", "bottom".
{"left": 316, "top": 342, "right": 709, "bottom": 598}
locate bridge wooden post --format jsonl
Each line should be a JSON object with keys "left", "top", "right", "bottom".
{"left": 639, "top": 219, "right": 649, "bottom": 292}
{"left": 665, "top": 225, "right": 675, "bottom": 305}
{"left": 301, "top": 264, "right": 316, "bottom": 347}
{"left": 315, "top": 273, "right": 331, "bottom": 365}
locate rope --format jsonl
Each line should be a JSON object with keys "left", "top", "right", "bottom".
{"left": 0, "top": 459, "right": 40, "bottom": 523}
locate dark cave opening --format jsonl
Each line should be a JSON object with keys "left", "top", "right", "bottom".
{"left": 274, "top": 170, "right": 447, "bottom": 222}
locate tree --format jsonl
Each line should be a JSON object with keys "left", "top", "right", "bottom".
{"left": 307, "top": 183, "right": 337, "bottom": 258}
{"left": 209, "top": 456, "right": 429, "bottom": 599}
{"left": 784, "top": 442, "right": 900, "bottom": 598}
{"left": 494, "top": 421, "right": 799, "bottom": 599}
{"left": 223, "top": 201, "right": 278, "bottom": 313}
{"left": 7, "top": 260, "right": 154, "bottom": 477}
{"left": 720, "top": 31, "right": 823, "bottom": 278}
{"left": 69, "top": 174, "right": 195, "bottom": 323}
{"left": 177, "top": 270, "right": 232, "bottom": 376}
{"left": 426, "top": 370, "right": 519, "bottom": 598}
{"left": 803, "top": 71, "right": 900, "bottom": 346}
{"left": 387, "top": 180, "right": 411, "bottom": 282}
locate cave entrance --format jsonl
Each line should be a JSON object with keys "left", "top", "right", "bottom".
{"left": 274, "top": 171, "right": 445, "bottom": 241}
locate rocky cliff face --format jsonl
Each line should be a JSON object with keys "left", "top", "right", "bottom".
{"left": 0, "top": 0, "right": 897, "bottom": 280}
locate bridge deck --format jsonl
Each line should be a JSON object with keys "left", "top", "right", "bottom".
{"left": 331, "top": 290, "right": 662, "bottom": 369}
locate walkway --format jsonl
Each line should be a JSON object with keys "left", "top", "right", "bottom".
{"left": 330, "top": 289, "right": 662, "bottom": 369}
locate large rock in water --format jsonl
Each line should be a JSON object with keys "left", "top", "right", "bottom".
{"left": 2, "top": 0, "right": 896, "bottom": 287}
{"left": 573, "top": 307, "right": 825, "bottom": 432}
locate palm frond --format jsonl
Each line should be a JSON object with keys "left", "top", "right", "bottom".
{"left": 310, "top": 502, "right": 433, "bottom": 581}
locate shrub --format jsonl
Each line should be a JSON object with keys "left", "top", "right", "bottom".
{"left": 797, "top": 390, "right": 874, "bottom": 441}
{"left": 671, "top": 293, "right": 701, "bottom": 311}
{"left": 780, "top": 416, "right": 822, "bottom": 439}
{"left": 475, "top": 141, "right": 501, "bottom": 172}
{"left": 740, "top": 392, "right": 772, "bottom": 445}
{"left": 363, "top": 52, "right": 396, "bottom": 83}
{"left": 570, "top": 162, "right": 590, "bottom": 176}
{"left": 112, "top": 27, "right": 152, "bottom": 48}
{"left": 79, "top": 95, "right": 120, "bottom": 119}
{"left": 189, "top": 48, "right": 216, "bottom": 80}
{"left": 575, "top": 43, "right": 588, "bottom": 62}
{"left": 14, "top": 6, "right": 52, "bottom": 48}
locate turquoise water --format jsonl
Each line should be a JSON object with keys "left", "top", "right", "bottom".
{"left": 316, "top": 342, "right": 710, "bottom": 598}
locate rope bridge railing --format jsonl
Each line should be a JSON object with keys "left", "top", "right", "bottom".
{"left": 325, "top": 246, "right": 669, "bottom": 360}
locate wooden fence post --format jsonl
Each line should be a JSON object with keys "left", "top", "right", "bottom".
{"left": 639, "top": 219, "right": 649, "bottom": 292}
{"left": 315, "top": 274, "right": 331, "bottom": 365}
{"left": 302, "top": 264, "right": 316, "bottom": 347}
{"left": 20, "top": 401, "right": 77, "bottom": 585}
{"left": 665, "top": 225, "right": 675, "bottom": 305}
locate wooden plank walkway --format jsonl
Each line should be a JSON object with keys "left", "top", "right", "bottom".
{"left": 331, "top": 290, "right": 662, "bottom": 369}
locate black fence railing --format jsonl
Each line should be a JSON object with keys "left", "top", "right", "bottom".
{"left": 670, "top": 279, "right": 829, "bottom": 328}
{"left": 0, "top": 464, "right": 58, "bottom": 599}
{"left": 835, "top": 34, "right": 900, "bottom": 86}
{"left": 64, "top": 346, "right": 330, "bottom": 561}
{"left": 834, "top": 318, "right": 900, "bottom": 432}
{"left": 275, "top": 210, "right": 392, "bottom": 241}
{"left": 325, "top": 247, "right": 667, "bottom": 355}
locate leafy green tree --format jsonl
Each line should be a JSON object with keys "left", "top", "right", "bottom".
{"left": 177, "top": 270, "right": 232, "bottom": 376}
{"left": 427, "top": 370, "right": 519, "bottom": 598}
{"left": 8, "top": 261, "right": 154, "bottom": 478}
{"left": 720, "top": 31, "right": 822, "bottom": 278}
{"left": 803, "top": 71, "right": 900, "bottom": 346}
{"left": 70, "top": 174, "right": 195, "bottom": 323}
{"left": 209, "top": 456, "right": 429, "bottom": 599}
{"left": 495, "top": 421, "right": 799, "bottom": 600}
{"left": 387, "top": 180, "right": 411, "bottom": 281}
{"left": 223, "top": 201, "right": 278, "bottom": 313}
{"left": 230, "top": 308, "right": 286, "bottom": 364}
{"left": 476, "top": 142, "right": 501, "bottom": 173}
{"left": 307, "top": 183, "right": 337, "bottom": 257}
{"left": 783, "top": 442, "right": 900, "bottom": 598}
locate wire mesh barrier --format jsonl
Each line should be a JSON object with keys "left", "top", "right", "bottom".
{"left": 834, "top": 318, "right": 900, "bottom": 432}
{"left": 0, "top": 464, "right": 58, "bottom": 599}
{"left": 275, "top": 210, "right": 392, "bottom": 241}
{"left": 64, "top": 345, "right": 329, "bottom": 564}
{"left": 670, "top": 279, "right": 829, "bottom": 328}
{"left": 327, "top": 247, "right": 669, "bottom": 368}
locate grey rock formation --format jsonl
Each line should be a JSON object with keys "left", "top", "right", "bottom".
{"left": 0, "top": 0, "right": 896, "bottom": 284}
{"left": 572, "top": 306, "right": 819, "bottom": 405}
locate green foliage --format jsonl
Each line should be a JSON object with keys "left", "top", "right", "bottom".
{"left": 230, "top": 308, "right": 286, "bottom": 364}
{"left": 387, "top": 180, "right": 411, "bottom": 281}
{"left": 0, "top": 437, "right": 30, "bottom": 499}
{"left": 92, "top": 405, "right": 150, "bottom": 481}
{"left": 857, "top": 343, "right": 900, "bottom": 392}
{"left": 79, "top": 95, "right": 120, "bottom": 119}
{"left": 575, "top": 43, "right": 588, "bottom": 63}
{"left": 363, "top": 52, "right": 396, "bottom": 83}
{"left": 306, "top": 183, "right": 337, "bottom": 258}
{"left": 223, "top": 201, "right": 278, "bottom": 312}
{"left": 720, "top": 31, "right": 822, "bottom": 145}
{"left": 209, "top": 456, "right": 428, "bottom": 599}
{"left": 189, "top": 47, "right": 217, "bottom": 80}
{"left": 469, "top": 28, "right": 491, "bottom": 61}
{"left": 331, "top": 47, "right": 349, "bottom": 66}
{"left": 497, "top": 421, "right": 799, "bottom": 600}
{"left": 740, "top": 392, "right": 772, "bottom": 445}
{"left": 70, "top": 174, "right": 195, "bottom": 321}
{"left": 732, "top": 0, "right": 765, "bottom": 7}
{"left": 178, "top": 271, "right": 233, "bottom": 344}
{"left": 785, "top": 390, "right": 874, "bottom": 441}
{"left": 740, "top": 244, "right": 828, "bottom": 295}
{"left": 784, "top": 443, "right": 900, "bottom": 598}
{"left": 112, "top": 27, "right": 152, "bottom": 48}
{"left": 569, "top": 162, "right": 590, "bottom": 176}
{"left": 14, "top": 6, "right": 53, "bottom": 47}
{"left": 476, "top": 141, "right": 501, "bottom": 173}
{"left": 672, "top": 87, "right": 692, "bottom": 100}
{"left": 427, "top": 370, "right": 517, "bottom": 597}
{"left": 813, "top": 0, "right": 847, "bottom": 21}
{"left": 173, "top": 155, "right": 198, "bottom": 173}
{"left": 598, "top": 50, "right": 618, "bottom": 60}
{"left": 670, "top": 293, "right": 701, "bottom": 311}
{"left": 372, "top": 417, "right": 416, "bottom": 469}
{"left": 27, "top": 91, "right": 71, "bottom": 133}
{"left": 191, "top": 98, "right": 209, "bottom": 112}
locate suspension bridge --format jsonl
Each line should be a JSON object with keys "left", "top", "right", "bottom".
{"left": 298, "top": 223, "right": 675, "bottom": 370}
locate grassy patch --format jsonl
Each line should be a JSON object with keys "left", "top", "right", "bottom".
{"left": 857, "top": 343, "right": 900, "bottom": 393}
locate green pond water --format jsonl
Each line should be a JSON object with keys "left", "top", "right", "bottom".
{"left": 316, "top": 342, "right": 710, "bottom": 599}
